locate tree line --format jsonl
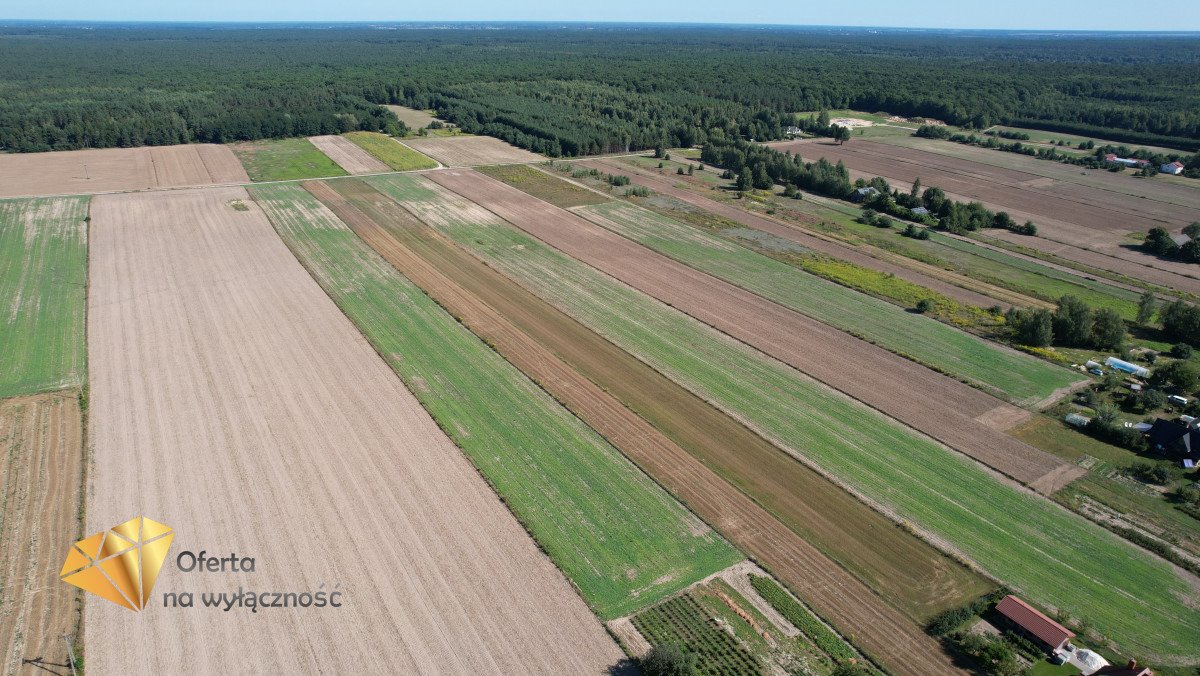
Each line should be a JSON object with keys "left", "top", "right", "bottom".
{"left": 2, "top": 25, "right": 1199, "bottom": 155}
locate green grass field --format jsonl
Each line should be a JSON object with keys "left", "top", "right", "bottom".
{"left": 366, "top": 173, "right": 1200, "bottom": 661}
{"left": 230, "top": 138, "right": 348, "bottom": 182}
{"left": 0, "top": 196, "right": 89, "bottom": 398}
{"left": 477, "top": 164, "right": 609, "bottom": 208}
{"left": 343, "top": 132, "right": 438, "bottom": 171}
{"left": 574, "top": 200, "right": 1081, "bottom": 405}
{"left": 250, "top": 182, "right": 740, "bottom": 619}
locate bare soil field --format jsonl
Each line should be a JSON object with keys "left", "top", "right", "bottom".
{"left": 85, "top": 186, "right": 623, "bottom": 673}
{"left": 384, "top": 105, "right": 439, "bottom": 129}
{"left": 0, "top": 392, "right": 83, "bottom": 676}
{"left": 582, "top": 158, "right": 1020, "bottom": 310}
{"left": 0, "top": 144, "right": 248, "bottom": 198}
{"left": 306, "top": 135, "right": 390, "bottom": 174}
{"left": 429, "top": 169, "right": 1081, "bottom": 492}
{"left": 768, "top": 139, "right": 1200, "bottom": 293}
{"left": 403, "top": 136, "right": 544, "bottom": 167}
{"left": 314, "top": 177, "right": 966, "bottom": 674}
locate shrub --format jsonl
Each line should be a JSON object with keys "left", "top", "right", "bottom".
{"left": 1172, "top": 343, "right": 1194, "bottom": 359}
{"left": 915, "top": 299, "right": 934, "bottom": 314}
{"left": 1128, "top": 462, "right": 1172, "bottom": 485}
{"left": 640, "top": 644, "right": 696, "bottom": 676}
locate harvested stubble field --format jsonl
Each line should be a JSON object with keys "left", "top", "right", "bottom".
{"left": 477, "top": 164, "right": 609, "bottom": 208}
{"left": 254, "top": 180, "right": 739, "bottom": 620}
{"left": 0, "top": 196, "right": 88, "bottom": 398}
{"left": 402, "top": 135, "right": 544, "bottom": 166}
{"left": 306, "top": 135, "right": 390, "bottom": 174}
{"left": 582, "top": 158, "right": 1014, "bottom": 312}
{"left": 359, "top": 173, "right": 977, "bottom": 673}
{"left": 769, "top": 139, "right": 1200, "bottom": 294}
{"left": 229, "top": 137, "right": 348, "bottom": 182}
{"left": 86, "top": 185, "right": 625, "bottom": 672}
{"left": 429, "top": 169, "right": 1071, "bottom": 491}
{"left": 405, "top": 172, "right": 1200, "bottom": 662}
{"left": 0, "top": 144, "right": 247, "bottom": 198}
{"left": 571, "top": 199, "right": 1081, "bottom": 406}
{"left": 383, "top": 104, "right": 438, "bottom": 129}
{"left": 0, "top": 392, "right": 83, "bottom": 675}
{"left": 342, "top": 132, "right": 438, "bottom": 171}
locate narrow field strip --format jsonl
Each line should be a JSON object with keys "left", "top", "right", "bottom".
{"left": 87, "top": 186, "right": 624, "bottom": 673}
{"left": 230, "top": 138, "right": 349, "bottom": 182}
{"left": 319, "top": 177, "right": 971, "bottom": 672}
{"left": 0, "top": 196, "right": 88, "bottom": 398}
{"left": 572, "top": 199, "right": 1080, "bottom": 405}
{"left": 307, "top": 135, "right": 390, "bottom": 174}
{"left": 369, "top": 172, "right": 1200, "bottom": 662}
{"left": 428, "top": 169, "right": 1073, "bottom": 490}
{"left": 342, "top": 132, "right": 438, "bottom": 171}
{"left": 0, "top": 392, "right": 83, "bottom": 675}
{"left": 253, "top": 181, "right": 740, "bottom": 620}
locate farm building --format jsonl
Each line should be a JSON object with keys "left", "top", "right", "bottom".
{"left": 1104, "top": 357, "right": 1150, "bottom": 378}
{"left": 1065, "top": 413, "right": 1091, "bottom": 428}
{"left": 1171, "top": 234, "right": 1193, "bottom": 248}
{"left": 1146, "top": 419, "right": 1198, "bottom": 457}
{"left": 994, "top": 595, "right": 1075, "bottom": 653}
{"left": 850, "top": 186, "right": 879, "bottom": 202}
{"left": 912, "top": 206, "right": 930, "bottom": 216}
{"left": 1160, "top": 161, "right": 1185, "bottom": 175}
{"left": 1094, "top": 659, "right": 1153, "bottom": 675}
{"left": 1104, "top": 153, "right": 1151, "bottom": 168}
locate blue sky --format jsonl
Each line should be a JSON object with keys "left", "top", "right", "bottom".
{"left": 4, "top": 1, "right": 1198, "bottom": 31}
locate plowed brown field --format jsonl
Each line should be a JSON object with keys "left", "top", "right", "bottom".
{"left": 0, "top": 144, "right": 248, "bottom": 198}
{"left": 429, "top": 169, "right": 1081, "bottom": 493}
{"left": 85, "top": 186, "right": 623, "bottom": 673}
{"left": 580, "top": 158, "right": 1026, "bottom": 310}
{"left": 0, "top": 392, "right": 83, "bottom": 676}
{"left": 402, "top": 136, "right": 544, "bottom": 166}
{"left": 306, "top": 135, "right": 390, "bottom": 174}
{"left": 767, "top": 139, "right": 1200, "bottom": 293}
{"left": 307, "top": 177, "right": 967, "bottom": 675}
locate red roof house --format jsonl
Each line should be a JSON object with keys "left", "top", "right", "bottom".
{"left": 994, "top": 595, "right": 1075, "bottom": 651}
{"left": 1095, "top": 659, "right": 1153, "bottom": 675}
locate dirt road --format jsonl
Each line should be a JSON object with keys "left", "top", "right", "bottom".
{"left": 429, "top": 169, "right": 1082, "bottom": 493}
{"left": 0, "top": 392, "right": 83, "bottom": 676}
{"left": 309, "top": 178, "right": 966, "bottom": 675}
{"left": 85, "top": 186, "right": 624, "bottom": 673}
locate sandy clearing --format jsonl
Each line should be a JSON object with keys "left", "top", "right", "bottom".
{"left": 403, "top": 136, "right": 545, "bottom": 167}
{"left": 0, "top": 392, "right": 83, "bottom": 676}
{"left": 85, "top": 186, "right": 623, "bottom": 673}
{"left": 306, "top": 135, "right": 391, "bottom": 175}
{"left": 384, "top": 105, "right": 439, "bottom": 129}
{"left": 767, "top": 139, "right": 1200, "bottom": 293}
{"left": 581, "top": 159, "right": 1029, "bottom": 310}
{"left": 428, "top": 169, "right": 1077, "bottom": 492}
{"left": 320, "top": 179, "right": 962, "bottom": 674}
{"left": 0, "top": 144, "right": 248, "bottom": 198}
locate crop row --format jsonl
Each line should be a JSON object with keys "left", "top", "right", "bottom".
{"left": 632, "top": 593, "right": 763, "bottom": 676}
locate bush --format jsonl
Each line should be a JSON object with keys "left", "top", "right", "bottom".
{"left": 1172, "top": 343, "right": 1195, "bottom": 359}
{"left": 1128, "top": 462, "right": 1172, "bottom": 485}
{"left": 640, "top": 644, "right": 696, "bottom": 676}
{"left": 915, "top": 299, "right": 934, "bottom": 314}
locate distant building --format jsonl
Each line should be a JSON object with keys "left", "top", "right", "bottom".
{"left": 850, "top": 186, "right": 879, "bottom": 203}
{"left": 1104, "top": 357, "right": 1150, "bottom": 378}
{"left": 1104, "top": 153, "right": 1151, "bottom": 168}
{"left": 912, "top": 206, "right": 930, "bottom": 216}
{"left": 1160, "top": 161, "right": 1185, "bottom": 175}
{"left": 994, "top": 595, "right": 1075, "bottom": 653}
{"left": 1094, "top": 659, "right": 1153, "bottom": 676}
{"left": 1146, "top": 419, "right": 1198, "bottom": 457}
{"left": 784, "top": 126, "right": 802, "bottom": 137}
{"left": 1171, "top": 234, "right": 1193, "bottom": 248}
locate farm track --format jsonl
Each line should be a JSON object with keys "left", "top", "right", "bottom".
{"left": 578, "top": 158, "right": 1029, "bottom": 310}
{"left": 0, "top": 392, "right": 83, "bottom": 676}
{"left": 307, "top": 135, "right": 391, "bottom": 174}
{"left": 85, "top": 185, "right": 623, "bottom": 673}
{"left": 768, "top": 139, "right": 1200, "bottom": 294}
{"left": 427, "top": 169, "right": 1080, "bottom": 493}
{"left": 309, "top": 177, "right": 966, "bottom": 675}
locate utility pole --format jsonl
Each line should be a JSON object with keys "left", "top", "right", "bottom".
{"left": 63, "top": 633, "right": 78, "bottom": 676}
{"left": 83, "top": 164, "right": 90, "bottom": 180}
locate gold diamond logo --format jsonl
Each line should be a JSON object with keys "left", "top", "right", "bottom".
{"left": 61, "top": 517, "right": 174, "bottom": 611}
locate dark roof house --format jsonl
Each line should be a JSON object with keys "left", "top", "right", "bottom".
{"left": 1094, "top": 659, "right": 1153, "bottom": 676}
{"left": 850, "top": 186, "right": 879, "bottom": 202}
{"left": 994, "top": 595, "right": 1075, "bottom": 652}
{"left": 1146, "top": 419, "right": 1198, "bottom": 457}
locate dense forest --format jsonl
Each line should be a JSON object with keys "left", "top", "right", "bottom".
{"left": 1, "top": 23, "right": 1199, "bottom": 154}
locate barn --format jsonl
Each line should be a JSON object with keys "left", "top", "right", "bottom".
{"left": 994, "top": 595, "right": 1075, "bottom": 653}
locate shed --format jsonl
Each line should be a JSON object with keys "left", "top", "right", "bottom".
{"left": 912, "top": 206, "right": 930, "bottom": 216}
{"left": 850, "top": 186, "right": 879, "bottom": 203}
{"left": 1161, "top": 161, "right": 1185, "bottom": 175}
{"left": 1171, "top": 234, "right": 1192, "bottom": 248}
{"left": 1105, "top": 357, "right": 1150, "bottom": 378}
{"left": 994, "top": 595, "right": 1075, "bottom": 653}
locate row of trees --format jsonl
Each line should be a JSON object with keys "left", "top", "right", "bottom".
{"left": 3, "top": 25, "right": 1199, "bottom": 155}
{"left": 1006, "top": 296, "right": 1126, "bottom": 350}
